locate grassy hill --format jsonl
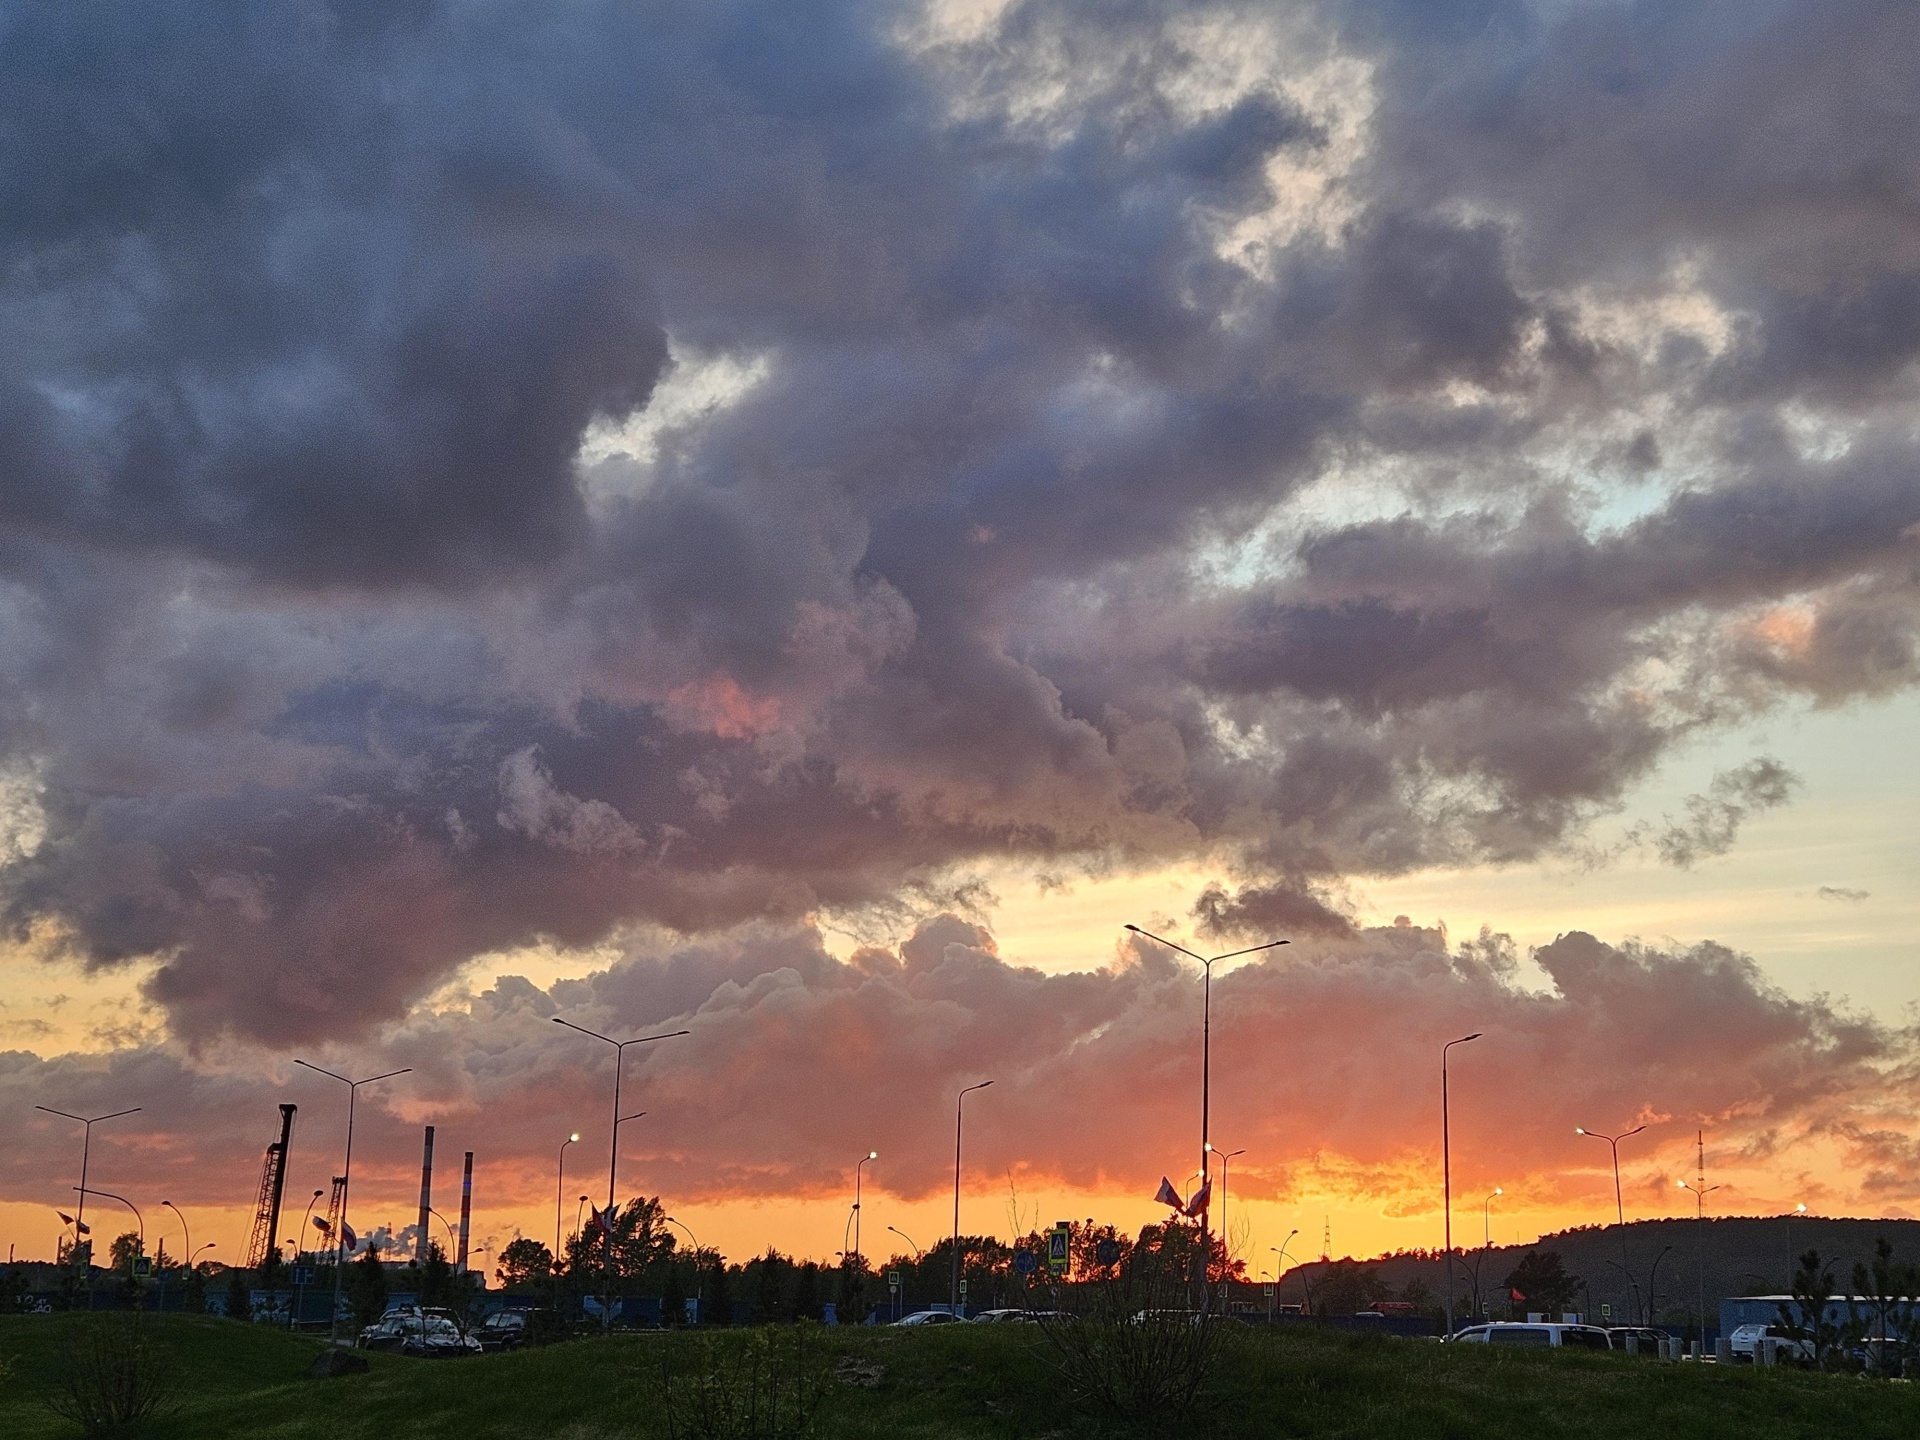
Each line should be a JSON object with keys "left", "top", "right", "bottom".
{"left": 7, "top": 1311, "right": 1920, "bottom": 1439}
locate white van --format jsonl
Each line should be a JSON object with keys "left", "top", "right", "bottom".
{"left": 1450, "top": 1322, "right": 1613, "bottom": 1350}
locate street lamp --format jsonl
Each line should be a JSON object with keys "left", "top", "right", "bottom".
{"left": 853, "top": 1151, "right": 877, "bottom": 1274}
{"left": 75, "top": 1187, "right": 142, "bottom": 1293}
{"left": 1441, "top": 1032, "right": 1481, "bottom": 1336}
{"left": 1206, "top": 1145, "right": 1245, "bottom": 1288}
{"left": 160, "top": 1201, "right": 190, "bottom": 1275}
{"left": 34, "top": 1105, "right": 140, "bottom": 1237}
{"left": 299, "top": 1191, "right": 325, "bottom": 1262}
{"left": 294, "top": 1060, "right": 411, "bottom": 1345}
{"left": 1125, "top": 925, "right": 1288, "bottom": 1315}
{"left": 1483, "top": 1188, "right": 1503, "bottom": 1249}
{"left": 1576, "top": 1123, "right": 1646, "bottom": 1324}
{"left": 551, "top": 1017, "right": 688, "bottom": 1330}
{"left": 1785, "top": 1202, "right": 1808, "bottom": 1288}
{"left": 888, "top": 1225, "right": 923, "bottom": 1258}
{"left": 556, "top": 1133, "right": 580, "bottom": 1262}
{"left": 1271, "top": 1229, "right": 1299, "bottom": 1312}
{"left": 952, "top": 1080, "right": 993, "bottom": 1316}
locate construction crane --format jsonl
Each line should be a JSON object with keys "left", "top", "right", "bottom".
{"left": 242, "top": 1104, "right": 296, "bottom": 1269}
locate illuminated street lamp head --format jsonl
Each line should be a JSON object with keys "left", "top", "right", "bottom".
{"left": 1203, "top": 1142, "right": 1213, "bottom": 1153}
{"left": 569, "top": 1132, "right": 581, "bottom": 1143}
{"left": 1575, "top": 1127, "right": 1586, "bottom": 1135}
{"left": 1494, "top": 1188, "right": 1504, "bottom": 1196}
{"left": 868, "top": 1150, "right": 879, "bottom": 1160}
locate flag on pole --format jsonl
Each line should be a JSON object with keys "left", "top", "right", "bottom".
{"left": 588, "top": 1204, "right": 617, "bottom": 1237}
{"left": 340, "top": 1222, "right": 357, "bottom": 1250}
{"left": 1153, "top": 1177, "right": 1182, "bottom": 1209}
{"left": 1184, "top": 1175, "right": 1212, "bottom": 1217}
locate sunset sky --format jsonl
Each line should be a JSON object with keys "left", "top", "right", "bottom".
{"left": 4, "top": 0, "right": 1919, "bottom": 1284}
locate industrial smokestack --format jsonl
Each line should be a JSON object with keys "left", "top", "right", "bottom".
{"left": 457, "top": 1152, "right": 473, "bottom": 1274}
{"left": 417, "top": 1125, "right": 435, "bottom": 1263}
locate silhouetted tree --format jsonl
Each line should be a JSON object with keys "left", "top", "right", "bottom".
{"left": 345, "top": 1248, "right": 388, "bottom": 1332}
{"left": 1851, "top": 1238, "right": 1920, "bottom": 1376}
{"left": 1779, "top": 1250, "right": 1847, "bottom": 1370}
{"left": 1504, "top": 1251, "right": 1580, "bottom": 1319}
{"left": 496, "top": 1237, "right": 553, "bottom": 1290}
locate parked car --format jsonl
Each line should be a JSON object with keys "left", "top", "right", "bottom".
{"left": 1608, "top": 1326, "right": 1668, "bottom": 1356}
{"left": 359, "top": 1305, "right": 476, "bottom": 1356}
{"left": 476, "top": 1309, "right": 538, "bottom": 1351}
{"left": 1728, "top": 1323, "right": 1814, "bottom": 1365}
{"left": 969, "top": 1309, "right": 1029, "bottom": 1323}
{"left": 1449, "top": 1323, "right": 1613, "bottom": 1350}
{"left": 894, "top": 1310, "right": 962, "bottom": 1326}
{"left": 401, "top": 1315, "right": 482, "bottom": 1359}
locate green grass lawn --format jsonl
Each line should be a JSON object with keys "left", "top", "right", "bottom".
{"left": 5, "top": 1313, "right": 1920, "bottom": 1439}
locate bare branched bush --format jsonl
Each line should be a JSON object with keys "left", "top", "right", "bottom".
{"left": 46, "top": 1314, "right": 174, "bottom": 1434}
{"left": 654, "top": 1327, "right": 830, "bottom": 1440}
{"left": 1035, "top": 1253, "right": 1233, "bottom": 1424}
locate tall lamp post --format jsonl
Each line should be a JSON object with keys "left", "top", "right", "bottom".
{"left": 1576, "top": 1123, "right": 1646, "bottom": 1323}
{"left": 1125, "top": 925, "right": 1288, "bottom": 1314}
{"left": 889, "top": 1225, "right": 923, "bottom": 1258}
{"left": 951, "top": 1080, "right": 993, "bottom": 1316}
{"left": 853, "top": 1150, "right": 877, "bottom": 1273}
{"left": 1207, "top": 1145, "right": 1245, "bottom": 1292}
{"left": 34, "top": 1105, "right": 140, "bottom": 1242}
{"left": 1441, "top": 1032, "right": 1481, "bottom": 1336}
{"left": 295, "top": 1060, "right": 411, "bottom": 1345}
{"left": 1483, "top": 1188, "right": 1503, "bottom": 1249}
{"left": 551, "top": 1018, "right": 688, "bottom": 1330}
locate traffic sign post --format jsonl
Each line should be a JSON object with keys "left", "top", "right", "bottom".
{"left": 1047, "top": 1222, "right": 1070, "bottom": 1279}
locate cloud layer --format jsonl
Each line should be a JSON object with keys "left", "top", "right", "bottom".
{"left": 5, "top": 918, "right": 1910, "bottom": 1236}
{"left": 0, "top": 0, "right": 1916, "bottom": 1047}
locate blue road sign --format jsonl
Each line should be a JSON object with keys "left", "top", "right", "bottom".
{"left": 1013, "top": 1248, "right": 1038, "bottom": 1276}
{"left": 1095, "top": 1238, "right": 1120, "bottom": 1267}
{"left": 292, "top": 1266, "right": 315, "bottom": 1286}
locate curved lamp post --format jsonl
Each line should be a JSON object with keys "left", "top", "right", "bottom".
{"left": 1441, "top": 1033, "right": 1481, "bottom": 1335}
{"left": 1125, "top": 926, "right": 1288, "bottom": 1316}
{"left": 1483, "top": 1188, "right": 1503, "bottom": 1249}
{"left": 556, "top": 1133, "right": 580, "bottom": 1261}
{"left": 951, "top": 1081, "right": 993, "bottom": 1316}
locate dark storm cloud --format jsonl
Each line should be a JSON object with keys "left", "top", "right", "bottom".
{"left": 0, "top": 0, "right": 1918, "bottom": 1045}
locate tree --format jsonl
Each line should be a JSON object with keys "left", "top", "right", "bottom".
{"left": 223, "top": 1267, "right": 251, "bottom": 1322}
{"left": 1504, "top": 1251, "right": 1580, "bottom": 1319}
{"left": 108, "top": 1232, "right": 143, "bottom": 1275}
{"left": 1312, "top": 1261, "right": 1385, "bottom": 1318}
{"left": 344, "top": 1247, "right": 388, "bottom": 1332}
{"left": 496, "top": 1237, "right": 554, "bottom": 1291}
{"left": 1850, "top": 1237, "right": 1920, "bottom": 1376}
{"left": 1779, "top": 1249, "right": 1849, "bottom": 1370}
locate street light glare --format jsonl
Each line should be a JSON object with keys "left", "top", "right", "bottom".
{"left": 869, "top": 1150, "right": 878, "bottom": 1160}
{"left": 570, "top": 1132, "right": 581, "bottom": 1143}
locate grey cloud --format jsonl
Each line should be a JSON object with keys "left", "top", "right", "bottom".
{"left": 1650, "top": 757, "right": 1798, "bottom": 869}
{"left": 0, "top": 0, "right": 1917, "bottom": 1042}
{"left": 1818, "top": 886, "right": 1869, "bottom": 903}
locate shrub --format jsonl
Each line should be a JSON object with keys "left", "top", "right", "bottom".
{"left": 1035, "top": 1253, "right": 1232, "bottom": 1423}
{"left": 653, "top": 1327, "right": 830, "bottom": 1440}
{"left": 45, "top": 1314, "right": 174, "bottom": 1434}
